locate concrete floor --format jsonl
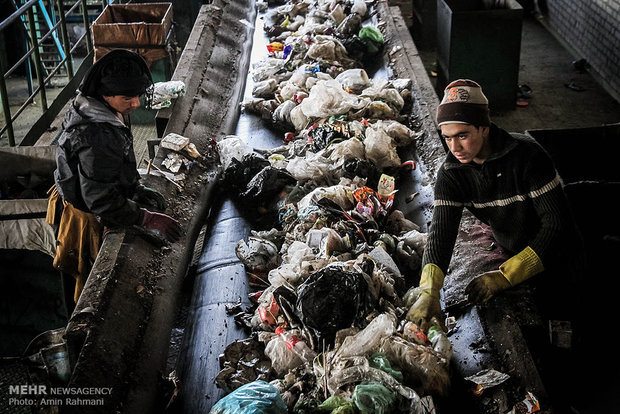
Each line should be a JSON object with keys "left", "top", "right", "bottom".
{"left": 391, "top": 0, "right": 619, "bottom": 133}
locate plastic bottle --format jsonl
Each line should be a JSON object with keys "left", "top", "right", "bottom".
{"left": 275, "top": 326, "right": 316, "bottom": 365}
{"left": 427, "top": 317, "right": 453, "bottom": 360}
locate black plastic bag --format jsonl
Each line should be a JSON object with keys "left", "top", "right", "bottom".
{"left": 296, "top": 265, "right": 368, "bottom": 344}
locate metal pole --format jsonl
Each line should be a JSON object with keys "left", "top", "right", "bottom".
{"left": 0, "top": 31, "right": 15, "bottom": 146}
{"left": 80, "top": 0, "right": 93, "bottom": 54}
{"left": 27, "top": 6, "right": 48, "bottom": 111}
{"left": 56, "top": 0, "right": 74, "bottom": 79}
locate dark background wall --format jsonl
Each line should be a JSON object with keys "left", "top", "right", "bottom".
{"left": 540, "top": 0, "right": 620, "bottom": 102}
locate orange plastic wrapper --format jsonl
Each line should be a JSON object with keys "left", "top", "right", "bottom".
{"left": 267, "top": 42, "right": 284, "bottom": 53}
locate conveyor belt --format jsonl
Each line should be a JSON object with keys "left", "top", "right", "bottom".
{"left": 172, "top": 2, "right": 549, "bottom": 413}
{"left": 60, "top": 1, "right": 557, "bottom": 413}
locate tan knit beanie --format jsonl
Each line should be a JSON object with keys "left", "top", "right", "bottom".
{"left": 436, "top": 79, "right": 490, "bottom": 127}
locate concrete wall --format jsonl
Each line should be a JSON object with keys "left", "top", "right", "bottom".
{"left": 541, "top": 0, "right": 620, "bottom": 102}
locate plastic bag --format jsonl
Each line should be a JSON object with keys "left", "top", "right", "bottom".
{"left": 305, "top": 227, "right": 348, "bottom": 257}
{"left": 235, "top": 236, "right": 280, "bottom": 275}
{"left": 327, "top": 137, "right": 365, "bottom": 168}
{"left": 240, "top": 166, "right": 296, "bottom": 203}
{"left": 399, "top": 230, "right": 428, "bottom": 258}
{"left": 323, "top": 356, "right": 422, "bottom": 405}
{"left": 342, "top": 158, "right": 380, "bottom": 188}
{"left": 251, "top": 58, "right": 287, "bottom": 82}
{"left": 337, "top": 13, "right": 362, "bottom": 36}
{"left": 273, "top": 100, "right": 296, "bottom": 124}
{"left": 379, "top": 335, "right": 450, "bottom": 396}
{"left": 363, "top": 123, "right": 401, "bottom": 169}
{"left": 278, "top": 81, "right": 300, "bottom": 101}
{"left": 369, "top": 353, "right": 404, "bottom": 382}
{"left": 263, "top": 330, "right": 304, "bottom": 375}
{"left": 150, "top": 80, "right": 186, "bottom": 109}
{"left": 365, "top": 101, "right": 396, "bottom": 119}
{"left": 383, "top": 120, "right": 419, "bottom": 147}
{"left": 297, "top": 184, "right": 355, "bottom": 211}
{"left": 217, "top": 136, "right": 254, "bottom": 169}
{"left": 336, "top": 69, "right": 371, "bottom": 93}
{"left": 290, "top": 104, "right": 309, "bottom": 131}
{"left": 215, "top": 338, "right": 272, "bottom": 393}
{"left": 336, "top": 313, "right": 396, "bottom": 358}
{"left": 317, "top": 395, "right": 354, "bottom": 413}
{"left": 209, "top": 380, "right": 287, "bottom": 414}
{"left": 221, "top": 154, "right": 270, "bottom": 195}
{"left": 296, "top": 264, "right": 369, "bottom": 344}
{"left": 253, "top": 78, "right": 278, "bottom": 98}
{"left": 352, "top": 0, "right": 367, "bottom": 15}
{"left": 286, "top": 152, "right": 333, "bottom": 183}
{"left": 300, "top": 79, "right": 366, "bottom": 119}
{"left": 358, "top": 26, "right": 384, "bottom": 54}
{"left": 268, "top": 241, "right": 315, "bottom": 287}
{"left": 308, "top": 123, "right": 347, "bottom": 152}
{"left": 352, "top": 382, "right": 396, "bottom": 414}
{"left": 304, "top": 35, "right": 350, "bottom": 63}
{"left": 329, "top": 4, "right": 346, "bottom": 25}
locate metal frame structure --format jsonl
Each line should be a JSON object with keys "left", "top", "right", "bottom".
{"left": 0, "top": 0, "right": 113, "bottom": 146}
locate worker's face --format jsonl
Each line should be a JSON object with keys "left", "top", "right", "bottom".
{"left": 440, "top": 123, "right": 490, "bottom": 164}
{"left": 102, "top": 95, "right": 141, "bottom": 115}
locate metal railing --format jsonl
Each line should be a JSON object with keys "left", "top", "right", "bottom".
{"left": 0, "top": 0, "right": 110, "bottom": 146}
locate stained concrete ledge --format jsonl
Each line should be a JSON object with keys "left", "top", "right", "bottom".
{"left": 63, "top": 1, "right": 254, "bottom": 412}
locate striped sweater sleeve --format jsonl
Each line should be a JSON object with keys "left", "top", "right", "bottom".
{"left": 421, "top": 166, "right": 464, "bottom": 274}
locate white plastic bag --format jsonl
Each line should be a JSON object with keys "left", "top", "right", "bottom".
{"left": 290, "top": 104, "right": 309, "bottom": 131}
{"left": 273, "top": 100, "right": 296, "bottom": 124}
{"left": 300, "top": 79, "right": 366, "bottom": 118}
{"left": 335, "top": 313, "right": 396, "bottom": 358}
{"left": 151, "top": 80, "right": 186, "bottom": 109}
{"left": 285, "top": 152, "right": 332, "bottom": 183}
{"left": 217, "top": 135, "right": 253, "bottom": 169}
{"left": 327, "top": 137, "right": 365, "bottom": 167}
{"left": 297, "top": 184, "right": 356, "bottom": 211}
{"left": 253, "top": 78, "right": 278, "bottom": 98}
{"left": 363, "top": 124, "right": 401, "bottom": 169}
{"left": 264, "top": 334, "right": 304, "bottom": 375}
{"left": 335, "top": 69, "right": 371, "bottom": 93}
{"left": 251, "top": 58, "right": 287, "bottom": 82}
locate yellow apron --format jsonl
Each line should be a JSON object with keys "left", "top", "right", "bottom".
{"left": 46, "top": 185, "right": 102, "bottom": 302}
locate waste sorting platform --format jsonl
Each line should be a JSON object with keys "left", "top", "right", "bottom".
{"left": 56, "top": 0, "right": 594, "bottom": 413}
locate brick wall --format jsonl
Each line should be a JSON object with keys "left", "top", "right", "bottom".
{"left": 542, "top": 0, "right": 620, "bottom": 102}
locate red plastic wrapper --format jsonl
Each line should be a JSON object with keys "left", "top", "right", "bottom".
{"left": 258, "top": 297, "right": 280, "bottom": 325}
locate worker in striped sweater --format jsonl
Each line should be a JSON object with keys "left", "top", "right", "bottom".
{"left": 408, "top": 79, "right": 585, "bottom": 335}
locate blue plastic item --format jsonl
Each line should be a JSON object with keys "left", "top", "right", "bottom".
{"left": 209, "top": 380, "right": 288, "bottom": 414}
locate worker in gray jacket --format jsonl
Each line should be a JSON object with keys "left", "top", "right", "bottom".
{"left": 47, "top": 49, "right": 180, "bottom": 304}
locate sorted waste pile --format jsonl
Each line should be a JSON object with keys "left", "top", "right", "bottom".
{"left": 210, "top": 1, "right": 453, "bottom": 413}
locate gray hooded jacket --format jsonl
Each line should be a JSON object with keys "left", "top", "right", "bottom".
{"left": 54, "top": 91, "right": 142, "bottom": 227}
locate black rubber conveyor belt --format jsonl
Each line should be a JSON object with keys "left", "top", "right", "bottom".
{"left": 169, "top": 1, "right": 551, "bottom": 413}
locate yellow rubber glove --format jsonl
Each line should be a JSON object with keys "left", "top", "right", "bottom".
{"left": 466, "top": 246, "right": 544, "bottom": 304}
{"left": 406, "top": 263, "right": 446, "bottom": 332}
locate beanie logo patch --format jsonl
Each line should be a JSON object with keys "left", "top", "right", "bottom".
{"left": 446, "top": 87, "right": 470, "bottom": 103}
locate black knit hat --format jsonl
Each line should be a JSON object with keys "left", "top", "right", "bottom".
{"left": 436, "top": 79, "right": 490, "bottom": 127}
{"left": 80, "top": 49, "right": 153, "bottom": 98}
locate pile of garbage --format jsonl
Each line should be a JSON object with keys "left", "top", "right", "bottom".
{"left": 211, "top": 1, "right": 452, "bottom": 413}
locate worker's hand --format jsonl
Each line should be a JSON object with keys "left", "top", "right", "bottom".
{"left": 406, "top": 264, "right": 446, "bottom": 332}
{"left": 140, "top": 209, "right": 182, "bottom": 243}
{"left": 465, "top": 270, "right": 511, "bottom": 305}
{"left": 406, "top": 290, "right": 445, "bottom": 333}
{"left": 134, "top": 185, "right": 167, "bottom": 211}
